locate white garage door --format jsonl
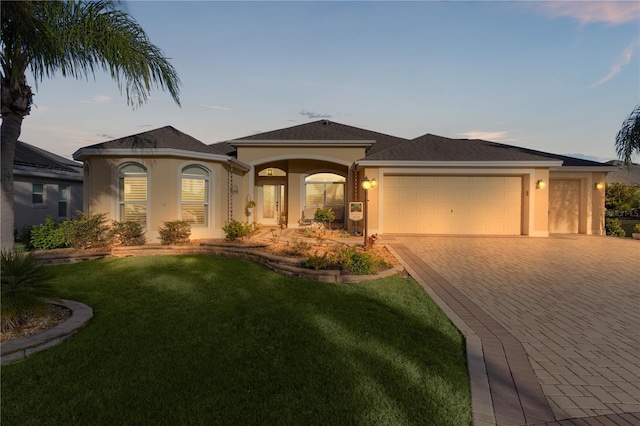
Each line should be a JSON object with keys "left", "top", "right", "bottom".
{"left": 382, "top": 175, "right": 523, "bottom": 235}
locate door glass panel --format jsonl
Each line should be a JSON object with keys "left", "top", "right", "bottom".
{"left": 263, "top": 185, "right": 275, "bottom": 219}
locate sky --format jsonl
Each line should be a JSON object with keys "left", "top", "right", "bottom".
{"left": 17, "top": 0, "right": 640, "bottom": 163}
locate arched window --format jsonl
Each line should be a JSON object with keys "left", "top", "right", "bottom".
{"left": 305, "top": 173, "right": 345, "bottom": 209}
{"left": 118, "top": 163, "right": 147, "bottom": 226}
{"left": 181, "top": 165, "right": 209, "bottom": 226}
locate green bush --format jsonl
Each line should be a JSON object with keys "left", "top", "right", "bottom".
{"left": 334, "top": 246, "right": 375, "bottom": 275}
{"left": 111, "top": 221, "right": 146, "bottom": 246}
{"left": 30, "top": 216, "right": 69, "bottom": 250}
{"left": 635, "top": 223, "right": 640, "bottom": 233}
{"left": 306, "top": 252, "right": 332, "bottom": 270}
{"left": 281, "top": 238, "right": 311, "bottom": 257}
{"left": 314, "top": 207, "right": 335, "bottom": 226}
{"left": 223, "top": 220, "right": 251, "bottom": 241}
{"left": 15, "top": 226, "right": 35, "bottom": 250}
{"left": 605, "top": 182, "right": 640, "bottom": 212}
{"left": 66, "top": 212, "right": 112, "bottom": 249}
{"left": 605, "top": 218, "right": 626, "bottom": 237}
{"left": 1, "top": 250, "right": 60, "bottom": 332}
{"left": 158, "top": 220, "right": 191, "bottom": 245}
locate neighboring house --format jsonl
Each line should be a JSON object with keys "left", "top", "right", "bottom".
{"left": 73, "top": 121, "right": 615, "bottom": 241}
{"left": 14, "top": 141, "right": 83, "bottom": 230}
{"left": 604, "top": 160, "right": 640, "bottom": 186}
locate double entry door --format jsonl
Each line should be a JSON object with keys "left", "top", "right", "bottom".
{"left": 259, "top": 184, "right": 285, "bottom": 226}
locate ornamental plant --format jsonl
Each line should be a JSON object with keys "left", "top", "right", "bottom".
{"left": 1, "top": 250, "right": 60, "bottom": 332}
{"left": 158, "top": 220, "right": 191, "bottom": 245}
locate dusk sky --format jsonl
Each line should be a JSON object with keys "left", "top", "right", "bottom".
{"left": 17, "top": 1, "right": 640, "bottom": 163}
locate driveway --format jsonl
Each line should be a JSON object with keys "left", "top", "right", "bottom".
{"left": 383, "top": 235, "right": 639, "bottom": 426}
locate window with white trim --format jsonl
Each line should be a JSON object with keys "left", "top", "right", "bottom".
{"left": 181, "top": 165, "right": 209, "bottom": 226}
{"left": 304, "top": 173, "right": 345, "bottom": 209}
{"left": 118, "top": 163, "right": 147, "bottom": 226}
{"left": 32, "top": 183, "right": 44, "bottom": 205}
{"left": 58, "top": 185, "right": 69, "bottom": 218}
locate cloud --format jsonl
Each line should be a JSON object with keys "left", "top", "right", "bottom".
{"left": 459, "top": 130, "right": 518, "bottom": 142}
{"left": 536, "top": 1, "right": 640, "bottom": 26}
{"left": 198, "top": 104, "right": 231, "bottom": 111}
{"left": 82, "top": 95, "right": 111, "bottom": 104}
{"left": 96, "top": 133, "right": 115, "bottom": 139}
{"left": 300, "top": 110, "right": 332, "bottom": 119}
{"left": 591, "top": 40, "right": 639, "bottom": 87}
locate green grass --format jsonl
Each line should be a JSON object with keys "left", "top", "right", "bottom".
{"left": 1, "top": 255, "right": 471, "bottom": 426}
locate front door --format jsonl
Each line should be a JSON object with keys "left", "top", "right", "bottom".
{"left": 259, "top": 184, "right": 285, "bottom": 225}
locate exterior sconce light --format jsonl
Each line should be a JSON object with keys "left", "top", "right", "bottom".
{"left": 595, "top": 182, "right": 604, "bottom": 190}
{"left": 267, "top": 168, "right": 273, "bottom": 176}
{"left": 536, "top": 179, "right": 546, "bottom": 189}
{"left": 362, "top": 176, "right": 377, "bottom": 247}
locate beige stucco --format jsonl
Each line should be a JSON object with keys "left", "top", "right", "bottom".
{"left": 549, "top": 170, "right": 607, "bottom": 235}
{"left": 80, "top": 144, "right": 609, "bottom": 239}
{"left": 83, "top": 156, "right": 244, "bottom": 242}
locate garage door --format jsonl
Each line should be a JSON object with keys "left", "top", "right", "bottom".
{"left": 548, "top": 179, "right": 581, "bottom": 234}
{"left": 382, "top": 175, "right": 522, "bottom": 235}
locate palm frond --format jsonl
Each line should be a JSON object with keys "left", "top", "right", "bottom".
{"left": 615, "top": 104, "right": 640, "bottom": 165}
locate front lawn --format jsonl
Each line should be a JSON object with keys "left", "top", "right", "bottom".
{"left": 1, "top": 255, "right": 471, "bottom": 425}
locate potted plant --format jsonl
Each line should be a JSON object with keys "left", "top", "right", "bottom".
{"left": 633, "top": 223, "right": 640, "bottom": 240}
{"left": 246, "top": 200, "right": 256, "bottom": 210}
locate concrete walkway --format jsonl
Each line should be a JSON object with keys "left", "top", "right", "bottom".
{"left": 383, "top": 235, "right": 639, "bottom": 426}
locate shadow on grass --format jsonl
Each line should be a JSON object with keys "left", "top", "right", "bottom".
{"left": 1, "top": 255, "right": 471, "bottom": 426}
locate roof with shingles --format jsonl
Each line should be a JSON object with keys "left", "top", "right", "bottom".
{"left": 362, "top": 133, "right": 611, "bottom": 166}
{"left": 230, "top": 120, "right": 408, "bottom": 154}
{"left": 605, "top": 160, "right": 640, "bottom": 185}
{"left": 77, "top": 126, "right": 228, "bottom": 156}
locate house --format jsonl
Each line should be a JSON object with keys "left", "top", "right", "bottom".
{"left": 73, "top": 120, "right": 615, "bottom": 241}
{"left": 14, "top": 141, "right": 83, "bottom": 230}
{"left": 604, "top": 160, "right": 640, "bottom": 186}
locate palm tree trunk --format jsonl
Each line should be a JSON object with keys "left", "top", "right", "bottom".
{"left": 1, "top": 113, "right": 22, "bottom": 251}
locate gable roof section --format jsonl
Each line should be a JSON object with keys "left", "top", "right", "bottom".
{"left": 360, "top": 133, "right": 612, "bottom": 168}
{"left": 228, "top": 120, "right": 406, "bottom": 152}
{"left": 14, "top": 141, "right": 83, "bottom": 180}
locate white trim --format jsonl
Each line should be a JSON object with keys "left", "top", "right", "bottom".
{"left": 550, "top": 166, "right": 618, "bottom": 172}
{"left": 357, "top": 160, "right": 563, "bottom": 167}
{"left": 112, "top": 159, "right": 150, "bottom": 228}
{"left": 74, "top": 147, "right": 231, "bottom": 162}
{"left": 248, "top": 154, "right": 353, "bottom": 167}
{"left": 177, "top": 161, "right": 214, "bottom": 229}
{"left": 231, "top": 139, "right": 374, "bottom": 147}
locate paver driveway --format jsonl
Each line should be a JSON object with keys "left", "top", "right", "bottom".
{"left": 384, "top": 235, "right": 639, "bottom": 425}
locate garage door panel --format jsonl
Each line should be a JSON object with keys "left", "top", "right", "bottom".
{"left": 383, "top": 175, "right": 522, "bottom": 235}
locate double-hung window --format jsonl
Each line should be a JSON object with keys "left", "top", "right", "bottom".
{"left": 32, "top": 183, "right": 44, "bottom": 205}
{"left": 181, "top": 165, "right": 209, "bottom": 226}
{"left": 118, "top": 163, "right": 147, "bottom": 226}
{"left": 58, "top": 185, "right": 69, "bottom": 218}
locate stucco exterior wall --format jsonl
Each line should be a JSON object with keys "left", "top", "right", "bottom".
{"left": 549, "top": 170, "right": 607, "bottom": 235}
{"left": 84, "top": 156, "right": 236, "bottom": 242}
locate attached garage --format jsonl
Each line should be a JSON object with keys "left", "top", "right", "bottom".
{"left": 548, "top": 179, "right": 581, "bottom": 234}
{"left": 382, "top": 175, "right": 523, "bottom": 235}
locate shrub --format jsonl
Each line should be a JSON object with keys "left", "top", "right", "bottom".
{"left": 111, "top": 221, "right": 146, "bottom": 246}
{"left": 66, "top": 212, "right": 112, "bottom": 249}
{"left": 1, "top": 250, "right": 61, "bottom": 332}
{"left": 222, "top": 220, "right": 251, "bottom": 241}
{"left": 15, "top": 226, "right": 35, "bottom": 250}
{"left": 635, "top": 223, "right": 640, "bottom": 234}
{"left": 334, "top": 246, "right": 375, "bottom": 275}
{"left": 605, "top": 218, "right": 626, "bottom": 237}
{"left": 30, "top": 216, "right": 69, "bottom": 250}
{"left": 281, "top": 238, "right": 311, "bottom": 257}
{"left": 605, "top": 182, "right": 640, "bottom": 212}
{"left": 314, "top": 207, "right": 335, "bottom": 227}
{"left": 159, "top": 220, "right": 191, "bottom": 245}
{"left": 305, "top": 252, "right": 332, "bottom": 270}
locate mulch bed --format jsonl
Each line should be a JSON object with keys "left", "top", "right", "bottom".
{"left": 1, "top": 304, "right": 71, "bottom": 343}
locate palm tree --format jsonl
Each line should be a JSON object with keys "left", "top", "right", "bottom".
{"left": 615, "top": 104, "right": 640, "bottom": 165}
{"left": 1, "top": 0, "right": 181, "bottom": 250}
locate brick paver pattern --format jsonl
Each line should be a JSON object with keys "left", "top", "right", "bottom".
{"left": 385, "top": 235, "right": 639, "bottom": 422}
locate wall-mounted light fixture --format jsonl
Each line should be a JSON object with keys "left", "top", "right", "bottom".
{"left": 595, "top": 182, "right": 604, "bottom": 190}
{"left": 267, "top": 168, "right": 273, "bottom": 176}
{"left": 536, "top": 179, "right": 546, "bottom": 189}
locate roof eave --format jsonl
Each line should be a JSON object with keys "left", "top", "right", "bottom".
{"left": 356, "top": 160, "right": 564, "bottom": 167}
{"left": 230, "top": 139, "right": 375, "bottom": 147}
{"left": 550, "top": 166, "right": 619, "bottom": 172}
{"left": 73, "top": 148, "right": 230, "bottom": 162}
